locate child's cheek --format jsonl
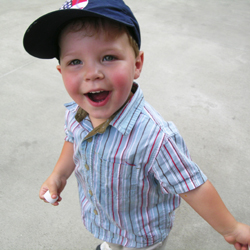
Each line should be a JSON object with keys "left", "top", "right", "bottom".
{"left": 112, "top": 70, "right": 132, "bottom": 90}
{"left": 63, "top": 77, "right": 79, "bottom": 96}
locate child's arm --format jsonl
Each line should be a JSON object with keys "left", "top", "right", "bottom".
{"left": 180, "top": 180, "right": 250, "bottom": 250}
{"left": 39, "top": 141, "right": 75, "bottom": 206}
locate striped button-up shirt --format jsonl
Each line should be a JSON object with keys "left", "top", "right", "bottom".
{"left": 64, "top": 83, "right": 207, "bottom": 248}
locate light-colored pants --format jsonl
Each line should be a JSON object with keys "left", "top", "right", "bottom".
{"left": 106, "top": 237, "right": 168, "bottom": 250}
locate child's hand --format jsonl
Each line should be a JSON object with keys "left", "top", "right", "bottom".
{"left": 39, "top": 141, "right": 75, "bottom": 206}
{"left": 223, "top": 222, "right": 250, "bottom": 250}
{"left": 39, "top": 173, "right": 67, "bottom": 206}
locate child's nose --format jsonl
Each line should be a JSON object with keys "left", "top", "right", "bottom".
{"left": 84, "top": 62, "right": 104, "bottom": 82}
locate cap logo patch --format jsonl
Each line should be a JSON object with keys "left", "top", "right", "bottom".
{"left": 60, "top": 0, "right": 88, "bottom": 10}
{"left": 71, "top": 0, "right": 88, "bottom": 9}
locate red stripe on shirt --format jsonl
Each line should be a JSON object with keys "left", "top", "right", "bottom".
{"left": 163, "top": 144, "right": 190, "bottom": 191}
{"left": 141, "top": 128, "right": 161, "bottom": 245}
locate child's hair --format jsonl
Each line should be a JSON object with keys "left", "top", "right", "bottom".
{"left": 58, "top": 17, "right": 140, "bottom": 60}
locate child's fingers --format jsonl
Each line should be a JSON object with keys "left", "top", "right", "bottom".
{"left": 39, "top": 186, "right": 49, "bottom": 200}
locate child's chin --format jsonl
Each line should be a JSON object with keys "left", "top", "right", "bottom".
{"left": 89, "top": 112, "right": 110, "bottom": 120}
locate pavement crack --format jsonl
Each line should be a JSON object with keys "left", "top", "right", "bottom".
{"left": 0, "top": 60, "right": 33, "bottom": 79}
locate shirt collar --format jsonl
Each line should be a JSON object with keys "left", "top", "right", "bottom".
{"left": 64, "top": 82, "right": 144, "bottom": 136}
{"left": 110, "top": 83, "right": 144, "bottom": 136}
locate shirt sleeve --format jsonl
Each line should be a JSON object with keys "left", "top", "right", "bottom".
{"left": 64, "top": 109, "right": 74, "bottom": 143}
{"left": 153, "top": 132, "right": 207, "bottom": 194}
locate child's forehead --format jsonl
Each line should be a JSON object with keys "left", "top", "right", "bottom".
{"left": 63, "top": 18, "right": 125, "bottom": 33}
{"left": 59, "top": 29, "right": 130, "bottom": 53}
{"left": 59, "top": 19, "right": 129, "bottom": 44}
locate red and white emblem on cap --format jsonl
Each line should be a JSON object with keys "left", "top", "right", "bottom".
{"left": 71, "top": 0, "right": 88, "bottom": 9}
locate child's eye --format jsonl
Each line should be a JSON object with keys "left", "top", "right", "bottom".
{"left": 69, "top": 59, "right": 82, "bottom": 65}
{"left": 103, "top": 55, "right": 116, "bottom": 61}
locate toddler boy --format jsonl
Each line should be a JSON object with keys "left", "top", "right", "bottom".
{"left": 23, "top": 0, "right": 250, "bottom": 249}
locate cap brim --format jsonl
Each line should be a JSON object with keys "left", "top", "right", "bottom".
{"left": 23, "top": 9, "right": 134, "bottom": 59}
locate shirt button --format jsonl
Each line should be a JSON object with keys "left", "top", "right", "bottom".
{"left": 85, "top": 164, "right": 89, "bottom": 170}
{"left": 89, "top": 190, "right": 93, "bottom": 196}
{"left": 87, "top": 137, "right": 92, "bottom": 143}
{"left": 94, "top": 209, "right": 98, "bottom": 215}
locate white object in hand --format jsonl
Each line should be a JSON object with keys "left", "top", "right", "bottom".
{"left": 100, "top": 242, "right": 112, "bottom": 250}
{"left": 44, "top": 190, "right": 58, "bottom": 203}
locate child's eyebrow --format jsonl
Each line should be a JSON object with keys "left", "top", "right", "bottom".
{"left": 101, "top": 47, "right": 124, "bottom": 53}
{"left": 60, "top": 51, "right": 77, "bottom": 59}
{"left": 99, "top": 42, "right": 128, "bottom": 53}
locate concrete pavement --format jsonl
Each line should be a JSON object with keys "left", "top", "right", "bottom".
{"left": 1, "top": 0, "right": 250, "bottom": 249}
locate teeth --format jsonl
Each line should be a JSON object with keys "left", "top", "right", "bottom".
{"left": 89, "top": 90, "right": 104, "bottom": 94}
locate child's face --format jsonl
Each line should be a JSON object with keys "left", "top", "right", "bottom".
{"left": 57, "top": 26, "right": 144, "bottom": 128}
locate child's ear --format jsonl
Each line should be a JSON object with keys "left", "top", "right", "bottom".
{"left": 56, "top": 65, "right": 62, "bottom": 74}
{"left": 134, "top": 51, "right": 144, "bottom": 80}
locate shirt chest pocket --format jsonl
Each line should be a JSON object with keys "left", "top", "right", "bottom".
{"left": 92, "top": 155, "right": 142, "bottom": 200}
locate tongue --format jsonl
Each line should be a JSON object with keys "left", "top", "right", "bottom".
{"left": 88, "top": 91, "right": 109, "bottom": 102}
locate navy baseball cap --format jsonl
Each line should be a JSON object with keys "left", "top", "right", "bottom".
{"left": 23, "top": 0, "right": 141, "bottom": 59}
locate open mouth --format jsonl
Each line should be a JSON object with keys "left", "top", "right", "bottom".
{"left": 86, "top": 90, "right": 110, "bottom": 103}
